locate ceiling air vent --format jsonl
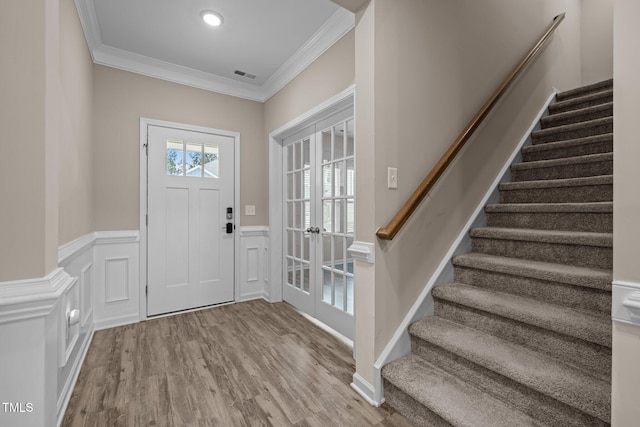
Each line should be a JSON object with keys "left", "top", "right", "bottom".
{"left": 234, "top": 70, "right": 257, "bottom": 79}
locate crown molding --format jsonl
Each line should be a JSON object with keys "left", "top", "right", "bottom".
{"left": 74, "top": 1, "right": 354, "bottom": 102}
{"left": 261, "top": 9, "right": 355, "bottom": 101}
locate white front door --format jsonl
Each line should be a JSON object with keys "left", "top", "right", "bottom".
{"left": 283, "top": 113, "right": 355, "bottom": 339}
{"left": 147, "top": 125, "right": 235, "bottom": 316}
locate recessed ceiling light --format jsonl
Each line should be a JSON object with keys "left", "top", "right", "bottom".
{"left": 201, "top": 10, "right": 223, "bottom": 27}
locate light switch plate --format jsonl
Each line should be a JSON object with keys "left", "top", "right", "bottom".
{"left": 388, "top": 167, "right": 398, "bottom": 189}
{"left": 245, "top": 205, "right": 256, "bottom": 216}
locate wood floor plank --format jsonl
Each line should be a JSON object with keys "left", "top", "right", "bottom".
{"left": 63, "top": 300, "right": 413, "bottom": 426}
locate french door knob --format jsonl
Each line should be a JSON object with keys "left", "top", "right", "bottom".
{"left": 313, "top": 227, "right": 320, "bottom": 234}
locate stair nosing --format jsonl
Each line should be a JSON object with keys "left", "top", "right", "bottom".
{"left": 409, "top": 317, "right": 611, "bottom": 422}
{"left": 432, "top": 282, "right": 611, "bottom": 347}
{"left": 452, "top": 252, "right": 612, "bottom": 291}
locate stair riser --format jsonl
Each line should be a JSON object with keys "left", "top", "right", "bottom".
{"left": 541, "top": 106, "right": 612, "bottom": 130}
{"left": 556, "top": 83, "right": 613, "bottom": 102}
{"left": 410, "top": 337, "right": 609, "bottom": 426}
{"left": 383, "top": 381, "right": 453, "bottom": 427}
{"left": 453, "top": 266, "right": 612, "bottom": 315}
{"left": 549, "top": 93, "right": 613, "bottom": 115}
{"left": 532, "top": 121, "right": 613, "bottom": 144}
{"left": 486, "top": 211, "right": 612, "bottom": 233}
{"left": 512, "top": 159, "right": 612, "bottom": 181}
{"left": 522, "top": 139, "right": 613, "bottom": 162}
{"left": 500, "top": 184, "right": 612, "bottom": 204}
{"left": 471, "top": 237, "right": 612, "bottom": 269}
{"left": 433, "top": 301, "right": 612, "bottom": 379}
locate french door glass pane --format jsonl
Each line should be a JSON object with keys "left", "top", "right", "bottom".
{"left": 334, "top": 123, "right": 344, "bottom": 159}
{"left": 303, "top": 138, "right": 310, "bottom": 167}
{"left": 346, "top": 119, "right": 354, "bottom": 157}
{"left": 287, "top": 230, "right": 294, "bottom": 256}
{"left": 322, "top": 234, "right": 332, "bottom": 265}
{"left": 303, "top": 169, "right": 311, "bottom": 199}
{"left": 302, "top": 262, "right": 310, "bottom": 292}
{"left": 334, "top": 161, "right": 345, "bottom": 197}
{"left": 347, "top": 199, "right": 355, "bottom": 234}
{"left": 287, "top": 144, "right": 294, "bottom": 172}
{"left": 288, "top": 258, "right": 295, "bottom": 286}
{"left": 335, "top": 200, "right": 344, "bottom": 233}
{"left": 334, "top": 274, "right": 344, "bottom": 310}
{"left": 287, "top": 202, "right": 294, "bottom": 228}
{"left": 334, "top": 236, "right": 345, "bottom": 272}
{"left": 323, "top": 200, "right": 332, "bottom": 233}
{"left": 294, "top": 172, "right": 302, "bottom": 199}
{"left": 322, "top": 269, "right": 332, "bottom": 304}
{"left": 346, "top": 159, "right": 355, "bottom": 196}
{"left": 322, "top": 130, "right": 332, "bottom": 163}
{"left": 322, "top": 164, "right": 332, "bottom": 197}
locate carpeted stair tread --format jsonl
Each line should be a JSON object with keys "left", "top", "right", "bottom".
{"left": 540, "top": 102, "right": 612, "bottom": 129}
{"left": 555, "top": 79, "right": 613, "bottom": 102}
{"left": 548, "top": 89, "right": 613, "bottom": 115}
{"left": 512, "top": 152, "right": 612, "bottom": 172}
{"left": 382, "top": 354, "right": 543, "bottom": 427}
{"left": 486, "top": 201, "right": 612, "bottom": 214}
{"left": 511, "top": 153, "right": 612, "bottom": 181}
{"left": 500, "top": 174, "right": 612, "bottom": 190}
{"left": 470, "top": 227, "right": 612, "bottom": 248}
{"left": 452, "top": 253, "right": 612, "bottom": 291}
{"left": 432, "top": 283, "right": 611, "bottom": 347}
{"left": 409, "top": 317, "right": 611, "bottom": 422}
{"left": 531, "top": 117, "right": 612, "bottom": 144}
{"left": 522, "top": 133, "right": 613, "bottom": 162}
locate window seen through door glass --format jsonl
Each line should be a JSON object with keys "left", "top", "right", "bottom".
{"left": 166, "top": 140, "right": 219, "bottom": 178}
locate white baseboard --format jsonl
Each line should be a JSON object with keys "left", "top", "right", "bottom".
{"left": 351, "top": 373, "right": 384, "bottom": 407}
{"left": 94, "top": 314, "right": 141, "bottom": 331}
{"left": 56, "top": 328, "right": 94, "bottom": 427}
{"left": 369, "top": 90, "right": 558, "bottom": 402}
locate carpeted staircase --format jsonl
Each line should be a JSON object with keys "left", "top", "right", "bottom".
{"left": 382, "top": 79, "right": 613, "bottom": 427}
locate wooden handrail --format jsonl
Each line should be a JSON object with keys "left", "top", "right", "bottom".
{"left": 376, "top": 13, "right": 566, "bottom": 240}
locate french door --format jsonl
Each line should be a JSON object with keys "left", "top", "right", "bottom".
{"left": 283, "top": 113, "right": 355, "bottom": 339}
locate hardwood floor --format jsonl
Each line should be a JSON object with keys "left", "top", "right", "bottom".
{"left": 62, "top": 299, "right": 413, "bottom": 426}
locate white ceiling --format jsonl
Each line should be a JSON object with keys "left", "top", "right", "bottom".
{"left": 75, "top": 0, "right": 354, "bottom": 102}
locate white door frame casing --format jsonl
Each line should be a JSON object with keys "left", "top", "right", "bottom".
{"left": 139, "top": 118, "right": 241, "bottom": 320}
{"left": 268, "top": 85, "right": 355, "bottom": 303}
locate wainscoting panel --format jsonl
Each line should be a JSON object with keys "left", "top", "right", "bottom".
{"left": 239, "top": 226, "right": 270, "bottom": 301}
{"left": 93, "top": 231, "right": 140, "bottom": 330}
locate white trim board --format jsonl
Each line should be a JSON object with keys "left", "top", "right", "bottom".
{"left": 139, "top": 118, "right": 241, "bottom": 320}
{"left": 360, "top": 90, "right": 558, "bottom": 406}
{"left": 74, "top": 1, "right": 354, "bottom": 102}
{"left": 613, "top": 280, "right": 640, "bottom": 326}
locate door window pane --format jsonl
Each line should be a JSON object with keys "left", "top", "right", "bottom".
{"left": 334, "top": 274, "right": 345, "bottom": 310}
{"left": 287, "top": 202, "right": 294, "bottom": 228}
{"left": 347, "top": 199, "right": 355, "bottom": 234}
{"left": 334, "top": 123, "right": 345, "bottom": 159}
{"left": 287, "top": 173, "right": 294, "bottom": 200}
{"left": 303, "top": 138, "right": 310, "bottom": 167}
{"left": 335, "top": 200, "right": 344, "bottom": 234}
{"left": 322, "top": 234, "right": 332, "bottom": 266}
{"left": 322, "top": 269, "right": 332, "bottom": 304}
{"left": 294, "top": 171, "right": 302, "bottom": 199}
{"left": 334, "top": 236, "right": 345, "bottom": 271}
{"left": 322, "top": 164, "right": 333, "bottom": 197}
{"left": 334, "top": 161, "right": 345, "bottom": 197}
{"left": 346, "top": 119, "right": 354, "bottom": 157}
{"left": 287, "top": 144, "right": 294, "bottom": 172}
{"left": 287, "top": 230, "right": 295, "bottom": 257}
{"left": 346, "top": 159, "right": 355, "bottom": 196}
{"left": 302, "top": 262, "right": 310, "bottom": 293}
{"left": 295, "top": 142, "right": 302, "bottom": 170}
{"left": 322, "top": 130, "right": 332, "bottom": 163}
{"left": 287, "top": 258, "right": 295, "bottom": 286}
{"left": 303, "top": 169, "right": 311, "bottom": 199}
{"left": 203, "top": 145, "right": 219, "bottom": 178}
{"left": 166, "top": 140, "right": 184, "bottom": 176}
{"left": 303, "top": 201, "right": 311, "bottom": 230}
{"left": 186, "top": 143, "right": 202, "bottom": 176}
{"left": 323, "top": 200, "right": 333, "bottom": 233}
{"left": 294, "top": 202, "right": 302, "bottom": 229}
